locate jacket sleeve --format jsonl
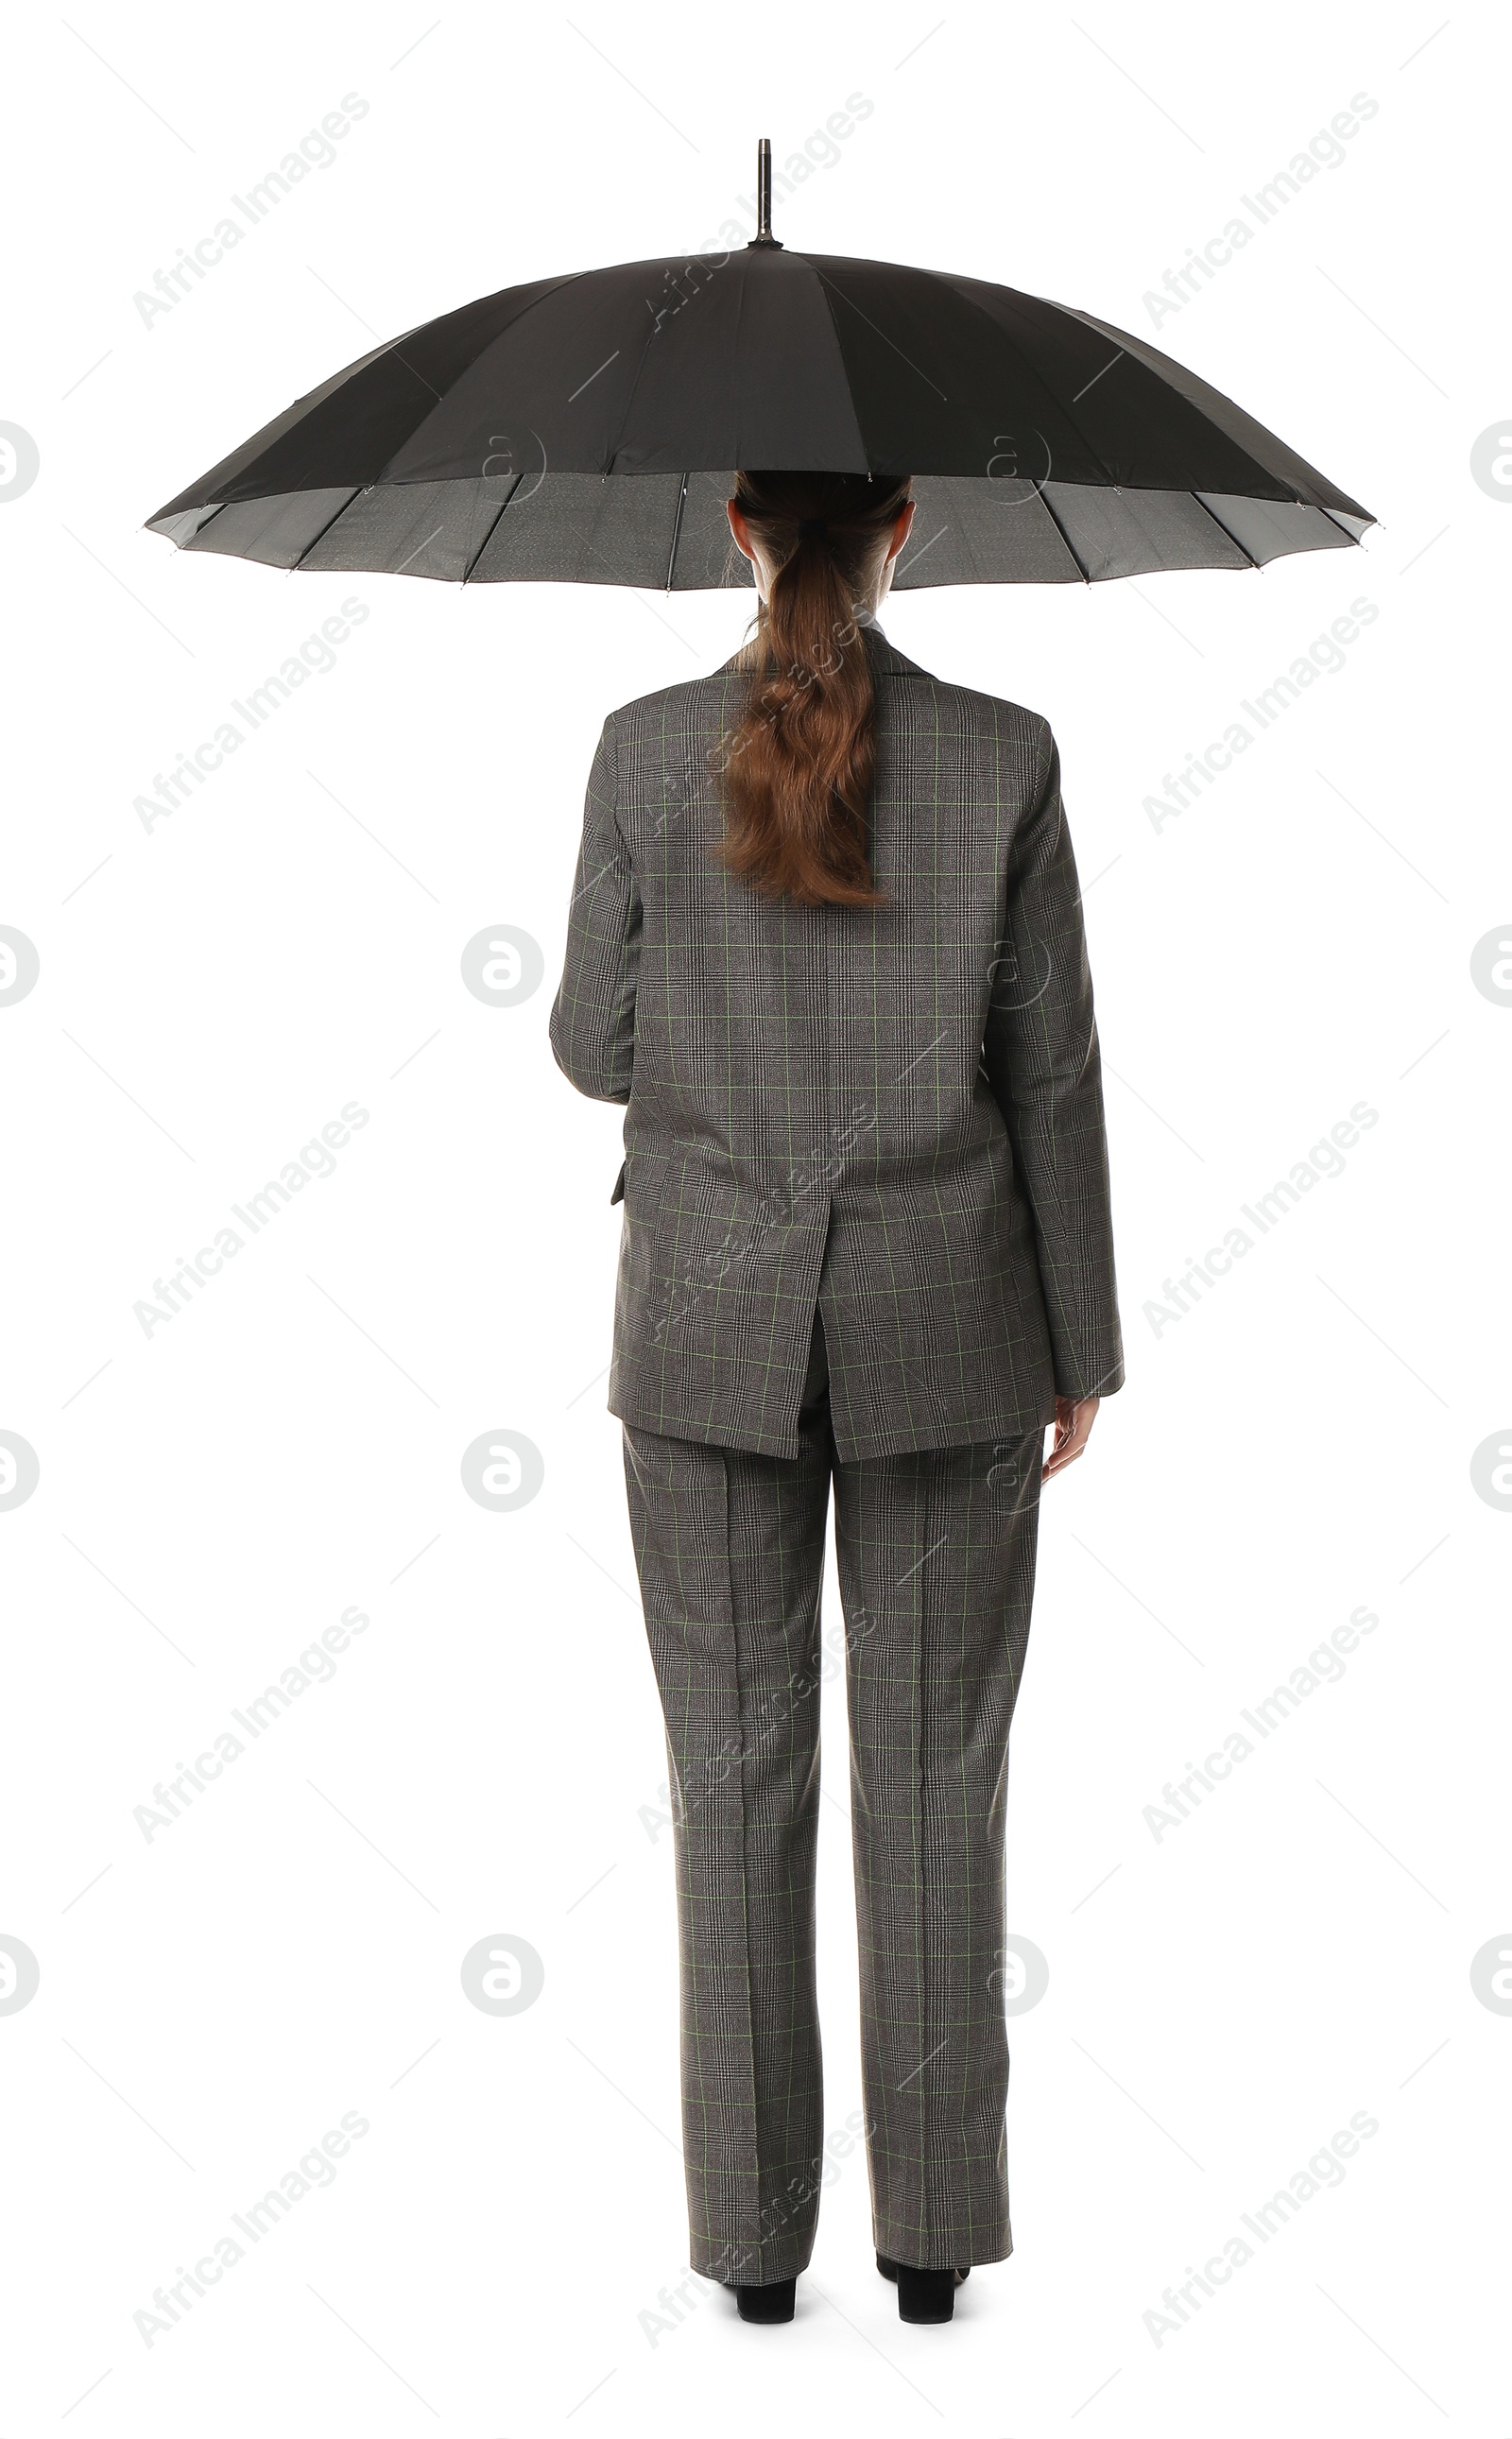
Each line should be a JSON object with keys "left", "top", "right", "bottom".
{"left": 549, "top": 714, "right": 641, "bottom": 1106}
{"left": 983, "top": 719, "right": 1125, "bottom": 1400}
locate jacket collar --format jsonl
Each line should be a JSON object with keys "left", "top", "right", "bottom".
{"left": 714, "top": 621, "right": 929, "bottom": 681}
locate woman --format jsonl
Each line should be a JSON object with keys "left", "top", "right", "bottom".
{"left": 550, "top": 470, "right": 1123, "bottom": 2327}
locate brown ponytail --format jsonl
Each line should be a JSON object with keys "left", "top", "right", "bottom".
{"left": 713, "top": 470, "right": 914, "bottom": 908}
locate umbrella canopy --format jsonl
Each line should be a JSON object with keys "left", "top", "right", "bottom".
{"left": 146, "top": 142, "right": 1373, "bottom": 592}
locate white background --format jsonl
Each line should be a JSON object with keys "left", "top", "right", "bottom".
{"left": 2, "top": 1, "right": 1506, "bottom": 2430}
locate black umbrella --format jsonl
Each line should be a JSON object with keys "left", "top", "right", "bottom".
{"left": 146, "top": 140, "right": 1373, "bottom": 592}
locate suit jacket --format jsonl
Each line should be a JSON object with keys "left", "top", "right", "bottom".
{"left": 549, "top": 623, "right": 1124, "bottom": 1462}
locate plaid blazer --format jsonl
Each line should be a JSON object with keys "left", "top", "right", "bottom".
{"left": 550, "top": 623, "right": 1124, "bottom": 1462}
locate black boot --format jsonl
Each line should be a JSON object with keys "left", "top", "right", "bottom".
{"left": 877, "top": 2252, "right": 970, "bottom": 2325}
{"left": 734, "top": 2276, "right": 796, "bottom": 2324}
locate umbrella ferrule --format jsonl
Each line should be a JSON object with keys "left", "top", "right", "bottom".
{"left": 748, "top": 135, "right": 783, "bottom": 249}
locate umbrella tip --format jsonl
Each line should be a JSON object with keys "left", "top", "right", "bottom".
{"left": 749, "top": 135, "right": 783, "bottom": 249}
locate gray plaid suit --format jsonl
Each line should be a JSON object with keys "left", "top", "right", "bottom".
{"left": 551, "top": 622, "right": 1122, "bottom": 2278}
{"left": 550, "top": 623, "right": 1122, "bottom": 1457}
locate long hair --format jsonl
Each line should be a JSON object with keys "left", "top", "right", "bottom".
{"left": 713, "top": 470, "right": 914, "bottom": 908}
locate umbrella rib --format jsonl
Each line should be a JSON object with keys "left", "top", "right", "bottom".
{"left": 368, "top": 268, "right": 593, "bottom": 489}
{"left": 1315, "top": 503, "right": 1370, "bottom": 545}
{"left": 1188, "top": 490, "right": 1262, "bottom": 571}
{"left": 604, "top": 259, "right": 716, "bottom": 473}
{"left": 808, "top": 262, "right": 949, "bottom": 404}
{"left": 289, "top": 486, "right": 369, "bottom": 573}
{"left": 177, "top": 500, "right": 232, "bottom": 548}
{"left": 460, "top": 470, "right": 525, "bottom": 584}
{"left": 1050, "top": 303, "right": 1197, "bottom": 488}
{"left": 1032, "top": 481, "right": 1091, "bottom": 583}
{"left": 663, "top": 475, "right": 689, "bottom": 592}
{"left": 929, "top": 272, "right": 1125, "bottom": 488}
{"left": 792, "top": 256, "right": 882, "bottom": 471}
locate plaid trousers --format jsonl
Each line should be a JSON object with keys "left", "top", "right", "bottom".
{"left": 622, "top": 1310, "right": 1042, "bottom": 2282}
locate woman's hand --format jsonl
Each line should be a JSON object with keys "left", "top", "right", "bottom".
{"left": 1042, "top": 1395, "right": 1099, "bottom": 1484}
